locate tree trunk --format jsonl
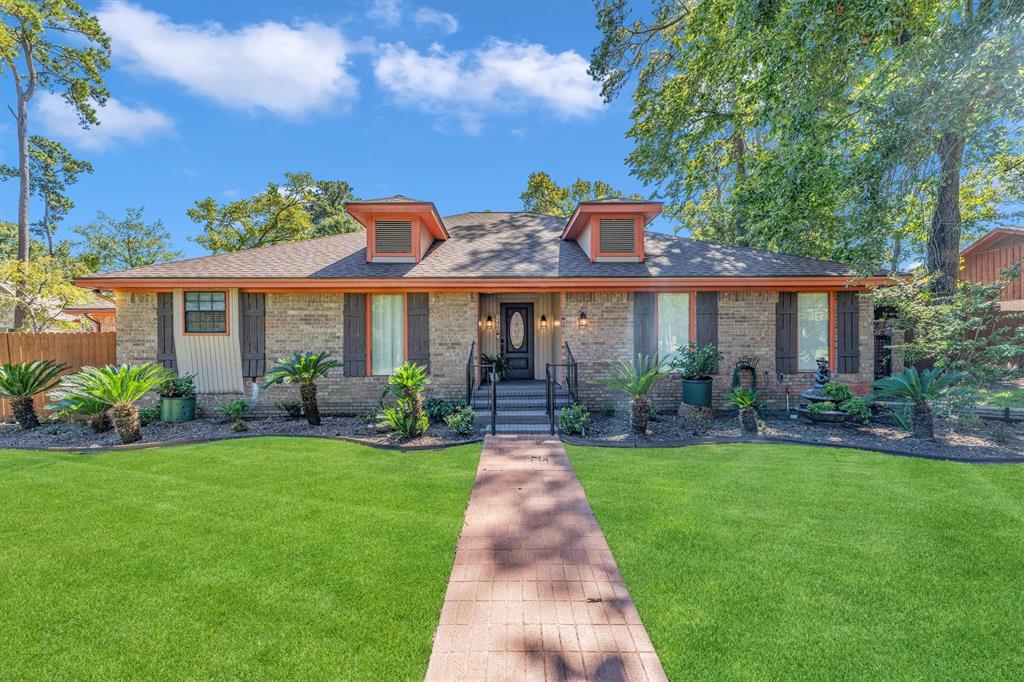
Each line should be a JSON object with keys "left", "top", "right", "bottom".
{"left": 910, "top": 402, "right": 934, "bottom": 440}
{"left": 405, "top": 387, "right": 425, "bottom": 437}
{"left": 925, "top": 131, "right": 965, "bottom": 296}
{"left": 13, "top": 93, "right": 30, "bottom": 330}
{"left": 90, "top": 411, "right": 112, "bottom": 433}
{"left": 300, "top": 381, "right": 321, "bottom": 426}
{"left": 739, "top": 407, "right": 759, "bottom": 434}
{"left": 42, "top": 195, "right": 54, "bottom": 256}
{"left": 11, "top": 396, "right": 39, "bottom": 430}
{"left": 109, "top": 402, "right": 141, "bottom": 444}
{"left": 629, "top": 397, "right": 650, "bottom": 437}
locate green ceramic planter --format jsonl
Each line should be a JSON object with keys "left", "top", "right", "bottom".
{"left": 681, "top": 378, "right": 713, "bottom": 407}
{"left": 160, "top": 396, "right": 196, "bottom": 423}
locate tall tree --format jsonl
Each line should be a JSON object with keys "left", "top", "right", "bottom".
{"left": 519, "top": 171, "right": 641, "bottom": 218}
{"left": 0, "top": 256, "right": 87, "bottom": 331}
{"left": 188, "top": 173, "right": 360, "bottom": 253}
{"left": 1, "top": 0, "right": 110, "bottom": 326}
{"left": 590, "top": 0, "right": 1024, "bottom": 283}
{"left": 74, "top": 208, "right": 181, "bottom": 272}
{"left": 0, "top": 135, "right": 93, "bottom": 255}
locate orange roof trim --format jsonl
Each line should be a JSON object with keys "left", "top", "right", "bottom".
{"left": 346, "top": 198, "right": 449, "bottom": 240}
{"left": 561, "top": 200, "right": 663, "bottom": 241}
{"left": 960, "top": 226, "right": 1024, "bottom": 258}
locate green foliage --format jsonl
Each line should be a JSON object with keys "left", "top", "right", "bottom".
{"left": 823, "top": 381, "right": 855, "bottom": 403}
{"left": 216, "top": 399, "right": 250, "bottom": 421}
{"left": 0, "top": 360, "right": 68, "bottom": 399}
{"left": 425, "top": 397, "right": 463, "bottom": 423}
{"left": 601, "top": 355, "right": 666, "bottom": 400}
{"left": 231, "top": 419, "right": 249, "bottom": 433}
{"left": 480, "top": 353, "right": 510, "bottom": 381}
{"left": 379, "top": 362, "right": 430, "bottom": 439}
{"left": 519, "top": 171, "right": 642, "bottom": 217}
{"left": 188, "top": 173, "right": 361, "bottom": 253}
{"left": 48, "top": 370, "right": 110, "bottom": 428}
{"left": 138, "top": 406, "right": 160, "bottom": 426}
{"left": 559, "top": 404, "right": 591, "bottom": 436}
{"left": 990, "top": 424, "right": 1015, "bottom": 445}
{"left": 276, "top": 400, "right": 304, "bottom": 419}
{"left": 727, "top": 387, "right": 759, "bottom": 410}
{"left": 875, "top": 270, "right": 1024, "bottom": 388}
{"left": 669, "top": 343, "right": 722, "bottom": 380}
{"left": 262, "top": 352, "right": 341, "bottom": 388}
{"left": 806, "top": 401, "right": 838, "bottom": 414}
{"left": 73, "top": 208, "right": 181, "bottom": 272}
{"left": 0, "top": 257, "right": 90, "bottom": 331}
{"left": 61, "top": 364, "right": 172, "bottom": 407}
{"left": 157, "top": 373, "right": 196, "bottom": 399}
{"left": 443, "top": 406, "right": 477, "bottom": 435}
{"left": 839, "top": 397, "right": 871, "bottom": 425}
{"left": 872, "top": 367, "right": 967, "bottom": 408}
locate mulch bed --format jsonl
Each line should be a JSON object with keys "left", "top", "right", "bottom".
{"left": 0, "top": 417, "right": 479, "bottom": 452}
{"left": 580, "top": 408, "right": 1024, "bottom": 462}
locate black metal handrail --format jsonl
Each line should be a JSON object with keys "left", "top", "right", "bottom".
{"left": 466, "top": 342, "right": 497, "bottom": 434}
{"left": 563, "top": 342, "right": 579, "bottom": 404}
{"left": 545, "top": 343, "right": 580, "bottom": 435}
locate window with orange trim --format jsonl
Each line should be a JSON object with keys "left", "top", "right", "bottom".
{"left": 370, "top": 294, "right": 405, "bottom": 375}
{"left": 656, "top": 293, "right": 690, "bottom": 360}
{"left": 183, "top": 291, "right": 227, "bottom": 334}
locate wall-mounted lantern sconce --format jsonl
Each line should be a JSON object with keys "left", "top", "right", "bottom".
{"left": 578, "top": 311, "right": 588, "bottom": 328}
{"left": 485, "top": 315, "right": 493, "bottom": 330}
{"left": 540, "top": 314, "right": 548, "bottom": 331}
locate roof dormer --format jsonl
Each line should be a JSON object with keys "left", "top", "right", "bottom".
{"left": 346, "top": 196, "right": 449, "bottom": 263}
{"left": 561, "top": 200, "right": 663, "bottom": 263}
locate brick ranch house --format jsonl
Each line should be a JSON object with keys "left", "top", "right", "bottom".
{"left": 75, "top": 197, "right": 888, "bottom": 418}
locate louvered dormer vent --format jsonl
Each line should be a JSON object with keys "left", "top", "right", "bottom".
{"left": 374, "top": 220, "right": 413, "bottom": 254}
{"left": 598, "top": 218, "right": 636, "bottom": 253}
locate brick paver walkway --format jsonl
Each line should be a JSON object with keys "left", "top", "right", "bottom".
{"left": 426, "top": 436, "right": 667, "bottom": 681}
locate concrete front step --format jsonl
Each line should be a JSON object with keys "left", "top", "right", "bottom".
{"left": 474, "top": 409, "right": 556, "bottom": 425}
{"left": 480, "top": 423, "right": 553, "bottom": 434}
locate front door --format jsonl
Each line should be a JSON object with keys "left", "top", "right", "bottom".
{"left": 501, "top": 303, "right": 534, "bottom": 380}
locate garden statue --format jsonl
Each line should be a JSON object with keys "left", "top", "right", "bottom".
{"left": 813, "top": 357, "right": 831, "bottom": 389}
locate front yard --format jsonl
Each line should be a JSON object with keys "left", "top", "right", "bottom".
{"left": 568, "top": 443, "right": 1024, "bottom": 681}
{"left": 0, "top": 438, "right": 480, "bottom": 680}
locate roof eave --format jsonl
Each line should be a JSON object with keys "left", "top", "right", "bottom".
{"left": 561, "top": 201, "right": 664, "bottom": 240}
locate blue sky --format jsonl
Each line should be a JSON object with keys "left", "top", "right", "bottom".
{"left": 1, "top": 0, "right": 666, "bottom": 259}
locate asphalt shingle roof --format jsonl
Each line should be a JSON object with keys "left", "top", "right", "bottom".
{"left": 82, "top": 211, "right": 859, "bottom": 281}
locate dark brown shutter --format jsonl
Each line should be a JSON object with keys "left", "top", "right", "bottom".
{"left": 634, "top": 292, "right": 656, "bottom": 359}
{"left": 836, "top": 291, "right": 860, "bottom": 374}
{"left": 696, "top": 291, "right": 719, "bottom": 372}
{"left": 239, "top": 292, "right": 266, "bottom": 377}
{"left": 776, "top": 292, "right": 798, "bottom": 374}
{"left": 343, "top": 294, "right": 367, "bottom": 377}
{"left": 156, "top": 292, "right": 177, "bottom": 371}
{"left": 406, "top": 293, "right": 430, "bottom": 369}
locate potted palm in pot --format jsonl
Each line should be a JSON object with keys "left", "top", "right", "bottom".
{"left": 157, "top": 373, "right": 197, "bottom": 423}
{"left": 669, "top": 343, "right": 722, "bottom": 407}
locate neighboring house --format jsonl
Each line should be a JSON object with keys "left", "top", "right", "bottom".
{"left": 0, "top": 282, "right": 82, "bottom": 332}
{"left": 961, "top": 226, "right": 1024, "bottom": 310}
{"left": 63, "top": 298, "right": 117, "bottom": 332}
{"left": 75, "top": 197, "right": 887, "bottom": 420}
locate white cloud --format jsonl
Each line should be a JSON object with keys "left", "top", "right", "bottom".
{"left": 373, "top": 39, "right": 602, "bottom": 133}
{"left": 413, "top": 8, "right": 458, "bottom": 35}
{"left": 36, "top": 92, "right": 173, "bottom": 150}
{"left": 367, "top": 0, "right": 402, "bottom": 26}
{"left": 97, "top": 1, "right": 357, "bottom": 118}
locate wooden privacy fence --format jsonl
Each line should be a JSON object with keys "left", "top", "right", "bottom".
{"left": 0, "top": 332, "right": 116, "bottom": 421}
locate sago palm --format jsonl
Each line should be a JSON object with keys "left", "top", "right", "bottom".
{"left": 872, "top": 367, "right": 966, "bottom": 440}
{"left": 380, "top": 362, "right": 430, "bottom": 439}
{"left": 0, "top": 360, "right": 68, "bottom": 429}
{"left": 601, "top": 355, "right": 666, "bottom": 437}
{"left": 48, "top": 372, "right": 113, "bottom": 433}
{"left": 63, "top": 364, "right": 172, "bottom": 443}
{"left": 262, "top": 352, "right": 341, "bottom": 426}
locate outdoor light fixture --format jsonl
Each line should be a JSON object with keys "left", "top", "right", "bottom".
{"left": 540, "top": 314, "right": 548, "bottom": 330}
{"left": 578, "top": 311, "right": 588, "bottom": 328}
{"left": 485, "top": 315, "right": 493, "bottom": 330}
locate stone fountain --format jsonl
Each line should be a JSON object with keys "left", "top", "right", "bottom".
{"left": 796, "top": 357, "right": 848, "bottom": 423}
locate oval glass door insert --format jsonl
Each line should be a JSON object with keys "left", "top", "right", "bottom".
{"left": 509, "top": 311, "right": 525, "bottom": 350}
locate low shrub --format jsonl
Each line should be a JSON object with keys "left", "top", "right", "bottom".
{"left": 377, "top": 363, "right": 430, "bottom": 439}
{"left": 276, "top": 400, "right": 304, "bottom": 419}
{"left": 444, "top": 406, "right": 477, "bottom": 434}
{"left": 806, "top": 400, "right": 837, "bottom": 413}
{"left": 839, "top": 397, "right": 871, "bottom": 424}
{"left": 559, "top": 404, "right": 591, "bottom": 436}
{"left": 991, "top": 424, "right": 1015, "bottom": 444}
{"left": 596, "top": 402, "right": 615, "bottom": 418}
{"left": 727, "top": 387, "right": 759, "bottom": 410}
{"left": 216, "top": 399, "right": 250, "bottom": 421}
{"left": 157, "top": 373, "right": 197, "bottom": 399}
{"left": 823, "top": 380, "right": 854, "bottom": 403}
{"left": 425, "top": 397, "right": 464, "bottom": 423}
{"left": 231, "top": 419, "right": 249, "bottom": 432}
{"left": 138, "top": 406, "right": 160, "bottom": 426}
{"left": 649, "top": 404, "right": 661, "bottom": 422}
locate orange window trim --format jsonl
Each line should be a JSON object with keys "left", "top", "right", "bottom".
{"left": 365, "top": 293, "right": 408, "bottom": 376}
{"left": 589, "top": 215, "right": 645, "bottom": 261}
{"left": 181, "top": 289, "right": 230, "bottom": 336}
{"left": 689, "top": 291, "right": 697, "bottom": 344}
{"left": 828, "top": 290, "right": 837, "bottom": 374}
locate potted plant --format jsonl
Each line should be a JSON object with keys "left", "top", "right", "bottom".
{"left": 727, "top": 386, "right": 760, "bottom": 434}
{"left": 669, "top": 343, "right": 722, "bottom": 407}
{"left": 158, "top": 373, "right": 197, "bottom": 423}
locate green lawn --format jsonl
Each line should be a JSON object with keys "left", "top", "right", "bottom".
{"left": 977, "top": 386, "right": 1024, "bottom": 408}
{"left": 567, "top": 443, "right": 1024, "bottom": 681}
{"left": 0, "top": 437, "right": 480, "bottom": 680}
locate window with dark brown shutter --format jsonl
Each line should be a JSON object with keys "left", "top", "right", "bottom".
{"left": 599, "top": 218, "right": 636, "bottom": 253}
{"left": 836, "top": 291, "right": 860, "bottom": 374}
{"left": 696, "top": 292, "right": 719, "bottom": 371}
{"left": 343, "top": 294, "right": 367, "bottom": 376}
{"left": 776, "top": 292, "right": 798, "bottom": 374}
{"left": 239, "top": 292, "right": 265, "bottom": 377}
{"left": 634, "top": 292, "right": 656, "bottom": 359}
{"left": 156, "top": 292, "right": 176, "bottom": 370}
{"left": 406, "top": 293, "right": 430, "bottom": 369}
{"left": 374, "top": 220, "right": 413, "bottom": 254}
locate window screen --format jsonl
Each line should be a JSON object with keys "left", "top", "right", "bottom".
{"left": 184, "top": 291, "right": 227, "bottom": 333}
{"left": 797, "top": 293, "right": 829, "bottom": 371}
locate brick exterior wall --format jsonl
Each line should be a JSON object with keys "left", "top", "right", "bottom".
{"left": 428, "top": 292, "right": 479, "bottom": 400}
{"left": 560, "top": 292, "right": 635, "bottom": 407}
{"left": 115, "top": 291, "right": 157, "bottom": 365}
